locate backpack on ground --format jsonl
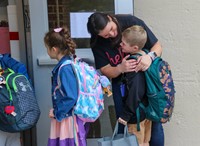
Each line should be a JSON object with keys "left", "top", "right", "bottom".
{"left": 57, "top": 57, "right": 111, "bottom": 122}
{"left": 0, "top": 68, "right": 40, "bottom": 132}
{"left": 129, "top": 52, "right": 175, "bottom": 125}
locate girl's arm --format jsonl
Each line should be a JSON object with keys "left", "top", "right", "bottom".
{"left": 49, "top": 108, "right": 54, "bottom": 118}
{"left": 54, "top": 65, "right": 78, "bottom": 122}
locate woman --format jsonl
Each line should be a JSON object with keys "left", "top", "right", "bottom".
{"left": 87, "top": 12, "right": 164, "bottom": 146}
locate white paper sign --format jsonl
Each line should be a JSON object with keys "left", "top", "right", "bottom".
{"left": 70, "top": 12, "right": 93, "bottom": 38}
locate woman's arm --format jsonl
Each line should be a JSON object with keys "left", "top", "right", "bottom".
{"left": 101, "top": 41, "right": 162, "bottom": 76}
{"left": 100, "top": 55, "right": 137, "bottom": 78}
{"left": 135, "top": 41, "right": 162, "bottom": 72}
{"left": 100, "top": 64, "right": 121, "bottom": 78}
{"left": 150, "top": 41, "right": 162, "bottom": 57}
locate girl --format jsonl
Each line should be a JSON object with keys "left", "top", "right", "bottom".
{"left": 44, "top": 27, "right": 87, "bottom": 146}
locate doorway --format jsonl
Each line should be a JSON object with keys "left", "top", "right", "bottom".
{"left": 28, "top": 0, "right": 134, "bottom": 146}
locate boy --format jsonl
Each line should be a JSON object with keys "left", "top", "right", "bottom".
{"left": 118, "top": 25, "right": 151, "bottom": 146}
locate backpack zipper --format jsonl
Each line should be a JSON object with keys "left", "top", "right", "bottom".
{"left": 6, "top": 73, "right": 24, "bottom": 101}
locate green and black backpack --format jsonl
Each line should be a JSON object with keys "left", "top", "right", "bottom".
{"left": 0, "top": 68, "right": 40, "bottom": 132}
{"left": 129, "top": 51, "right": 175, "bottom": 130}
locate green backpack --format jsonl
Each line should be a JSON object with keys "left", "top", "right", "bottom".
{"left": 129, "top": 53, "right": 175, "bottom": 131}
{"left": 0, "top": 68, "right": 40, "bottom": 132}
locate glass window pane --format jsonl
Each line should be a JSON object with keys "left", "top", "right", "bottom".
{"left": 47, "top": 0, "right": 114, "bottom": 48}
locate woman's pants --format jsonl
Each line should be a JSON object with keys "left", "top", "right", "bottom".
{"left": 150, "top": 122, "right": 164, "bottom": 146}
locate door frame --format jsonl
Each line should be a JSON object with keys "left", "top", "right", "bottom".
{"left": 27, "top": 0, "right": 134, "bottom": 145}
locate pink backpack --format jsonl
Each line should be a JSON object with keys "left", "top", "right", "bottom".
{"left": 57, "top": 57, "right": 111, "bottom": 122}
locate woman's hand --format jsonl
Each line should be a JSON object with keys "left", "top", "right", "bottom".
{"left": 118, "top": 117, "right": 127, "bottom": 125}
{"left": 49, "top": 108, "right": 55, "bottom": 118}
{"left": 135, "top": 54, "right": 152, "bottom": 72}
{"left": 118, "top": 55, "right": 137, "bottom": 73}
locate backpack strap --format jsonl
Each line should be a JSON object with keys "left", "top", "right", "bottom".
{"left": 136, "top": 103, "right": 146, "bottom": 131}
{"left": 55, "top": 57, "right": 80, "bottom": 97}
{"left": 5, "top": 68, "right": 15, "bottom": 102}
{"left": 55, "top": 59, "right": 73, "bottom": 96}
{"left": 72, "top": 112, "right": 80, "bottom": 146}
{"left": 145, "top": 57, "right": 164, "bottom": 92}
{"left": 129, "top": 50, "right": 164, "bottom": 93}
{"left": 142, "top": 49, "right": 149, "bottom": 54}
{"left": 136, "top": 107, "right": 140, "bottom": 131}
{"left": 127, "top": 53, "right": 142, "bottom": 61}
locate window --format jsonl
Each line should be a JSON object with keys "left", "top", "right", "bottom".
{"left": 47, "top": 0, "right": 114, "bottom": 48}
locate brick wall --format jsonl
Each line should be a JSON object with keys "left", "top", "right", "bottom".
{"left": 47, "top": 0, "right": 70, "bottom": 29}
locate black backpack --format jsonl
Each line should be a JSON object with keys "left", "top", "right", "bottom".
{"left": 0, "top": 68, "right": 40, "bottom": 132}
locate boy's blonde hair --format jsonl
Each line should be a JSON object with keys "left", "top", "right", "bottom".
{"left": 122, "top": 25, "right": 147, "bottom": 50}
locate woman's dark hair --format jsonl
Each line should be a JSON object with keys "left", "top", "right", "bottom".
{"left": 87, "top": 12, "right": 109, "bottom": 36}
{"left": 87, "top": 12, "right": 121, "bottom": 48}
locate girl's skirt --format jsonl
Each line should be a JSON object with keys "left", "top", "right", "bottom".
{"left": 47, "top": 116, "right": 87, "bottom": 146}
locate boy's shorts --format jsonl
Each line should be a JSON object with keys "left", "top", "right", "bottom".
{"left": 128, "top": 119, "right": 152, "bottom": 144}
